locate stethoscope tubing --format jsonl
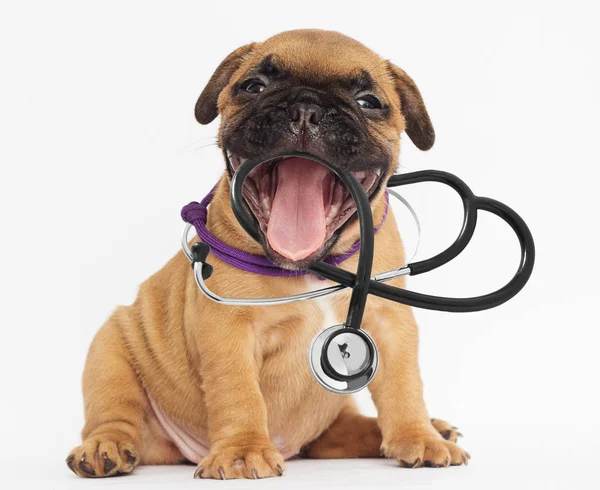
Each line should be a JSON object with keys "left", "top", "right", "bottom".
{"left": 186, "top": 153, "right": 535, "bottom": 315}
{"left": 182, "top": 189, "right": 420, "bottom": 298}
{"left": 307, "top": 173, "right": 535, "bottom": 312}
{"left": 187, "top": 247, "right": 412, "bottom": 306}
{"left": 230, "top": 154, "right": 375, "bottom": 329}
{"left": 183, "top": 154, "right": 535, "bottom": 392}
{"left": 388, "top": 170, "right": 478, "bottom": 276}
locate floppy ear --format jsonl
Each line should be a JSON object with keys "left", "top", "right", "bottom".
{"left": 387, "top": 62, "right": 435, "bottom": 151}
{"left": 195, "top": 43, "right": 256, "bottom": 124}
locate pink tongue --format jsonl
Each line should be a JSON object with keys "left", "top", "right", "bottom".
{"left": 267, "top": 157, "right": 330, "bottom": 261}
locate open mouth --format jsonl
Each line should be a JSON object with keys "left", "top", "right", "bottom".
{"left": 227, "top": 152, "right": 383, "bottom": 264}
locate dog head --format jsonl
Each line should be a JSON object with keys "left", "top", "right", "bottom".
{"left": 195, "top": 29, "right": 434, "bottom": 269}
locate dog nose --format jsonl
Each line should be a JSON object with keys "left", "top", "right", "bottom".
{"left": 289, "top": 102, "right": 323, "bottom": 127}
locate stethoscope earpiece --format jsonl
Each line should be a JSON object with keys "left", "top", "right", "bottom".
{"left": 190, "top": 242, "right": 214, "bottom": 279}
{"left": 309, "top": 325, "right": 378, "bottom": 394}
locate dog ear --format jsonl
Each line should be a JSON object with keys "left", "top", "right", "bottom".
{"left": 195, "top": 43, "right": 256, "bottom": 124}
{"left": 387, "top": 62, "right": 435, "bottom": 151}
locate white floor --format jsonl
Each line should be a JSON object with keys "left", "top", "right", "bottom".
{"left": 5, "top": 424, "right": 596, "bottom": 490}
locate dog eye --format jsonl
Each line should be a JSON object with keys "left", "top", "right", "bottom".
{"left": 242, "top": 79, "right": 266, "bottom": 94}
{"left": 356, "top": 95, "right": 382, "bottom": 110}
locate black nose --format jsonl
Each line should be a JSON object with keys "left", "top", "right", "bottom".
{"left": 289, "top": 102, "right": 323, "bottom": 127}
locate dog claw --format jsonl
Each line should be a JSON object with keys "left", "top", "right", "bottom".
{"left": 102, "top": 452, "right": 117, "bottom": 474}
{"left": 194, "top": 466, "right": 204, "bottom": 479}
{"left": 78, "top": 454, "right": 96, "bottom": 476}
{"left": 456, "top": 432, "right": 464, "bottom": 438}
{"left": 251, "top": 469, "right": 258, "bottom": 479}
{"left": 124, "top": 449, "right": 137, "bottom": 466}
{"left": 218, "top": 466, "right": 225, "bottom": 480}
{"left": 276, "top": 464, "right": 284, "bottom": 476}
{"left": 400, "top": 458, "right": 421, "bottom": 468}
{"left": 65, "top": 454, "right": 76, "bottom": 474}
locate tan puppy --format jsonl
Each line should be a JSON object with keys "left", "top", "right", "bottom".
{"left": 67, "top": 29, "right": 469, "bottom": 480}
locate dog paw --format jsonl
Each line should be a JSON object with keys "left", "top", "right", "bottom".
{"left": 382, "top": 423, "right": 470, "bottom": 468}
{"left": 194, "top": 434, "right": 284, "bottom": 479}
{"left": 431, "top": 417, "right": 463, "bottom": 443}
{"left": 66, "top": 436, "right": 138, "bottom": 478}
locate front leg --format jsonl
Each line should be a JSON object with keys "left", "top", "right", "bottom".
{"left": 365, "top": 303, "right": 469, "bottom": 468}
{"left": 193, "top": 308, "right": 284, "bottom": 480}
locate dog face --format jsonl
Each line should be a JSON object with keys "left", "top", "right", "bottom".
{"left": 195, "top": 29, "right": 434, "bottom": 269}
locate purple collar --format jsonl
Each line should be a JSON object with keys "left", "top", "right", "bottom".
{"left": 181, "top": 187, "right": 388, "bottom": 278}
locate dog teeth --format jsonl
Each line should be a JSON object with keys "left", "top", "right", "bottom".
{"left": 225, "top": 150, "right": 247, "bottom": 170}
{"left": 348, "top": 170, "right": 380, "bottom": 195}
{"left": 362, "top": 172, "right": 379, "bottom": 194}
{"left": 341, "top": 196, "right": 354, "bottom": 212}
{"left": 326, "top": 183, "right": 345, "bottom": 224}
{"left": 326, "top": 172, "right": 336, "bottom": 204}
{"left": 259, "top": 171, "right": 273, "bottom": 219}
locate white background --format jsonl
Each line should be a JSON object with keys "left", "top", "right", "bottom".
{"left": 1, "top": 0, "right": 599, "bottom": 488}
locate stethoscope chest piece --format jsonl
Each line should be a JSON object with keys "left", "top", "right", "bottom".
{"left": 309, "top": 325, "right": 379, "bottom": 394}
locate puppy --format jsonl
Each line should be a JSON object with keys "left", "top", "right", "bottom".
{"left": 67, "top": 29, "right": 469, "bottom": 479}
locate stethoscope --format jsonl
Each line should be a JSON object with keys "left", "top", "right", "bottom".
{"left": 181, "top": 152, "right": 535, "bottom": 394}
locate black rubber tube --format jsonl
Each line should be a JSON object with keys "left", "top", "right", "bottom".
{"left": 388, "top": 171, "right": 478, "bottom": 275}
{"left": 230, "top": 152, "right": 374, "bottom": 329}
{"left": 230, "top": 153, "right": 536, "bottom": 314}
{"left": 309, "top": 191, "right": 535, "bottom": 312}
